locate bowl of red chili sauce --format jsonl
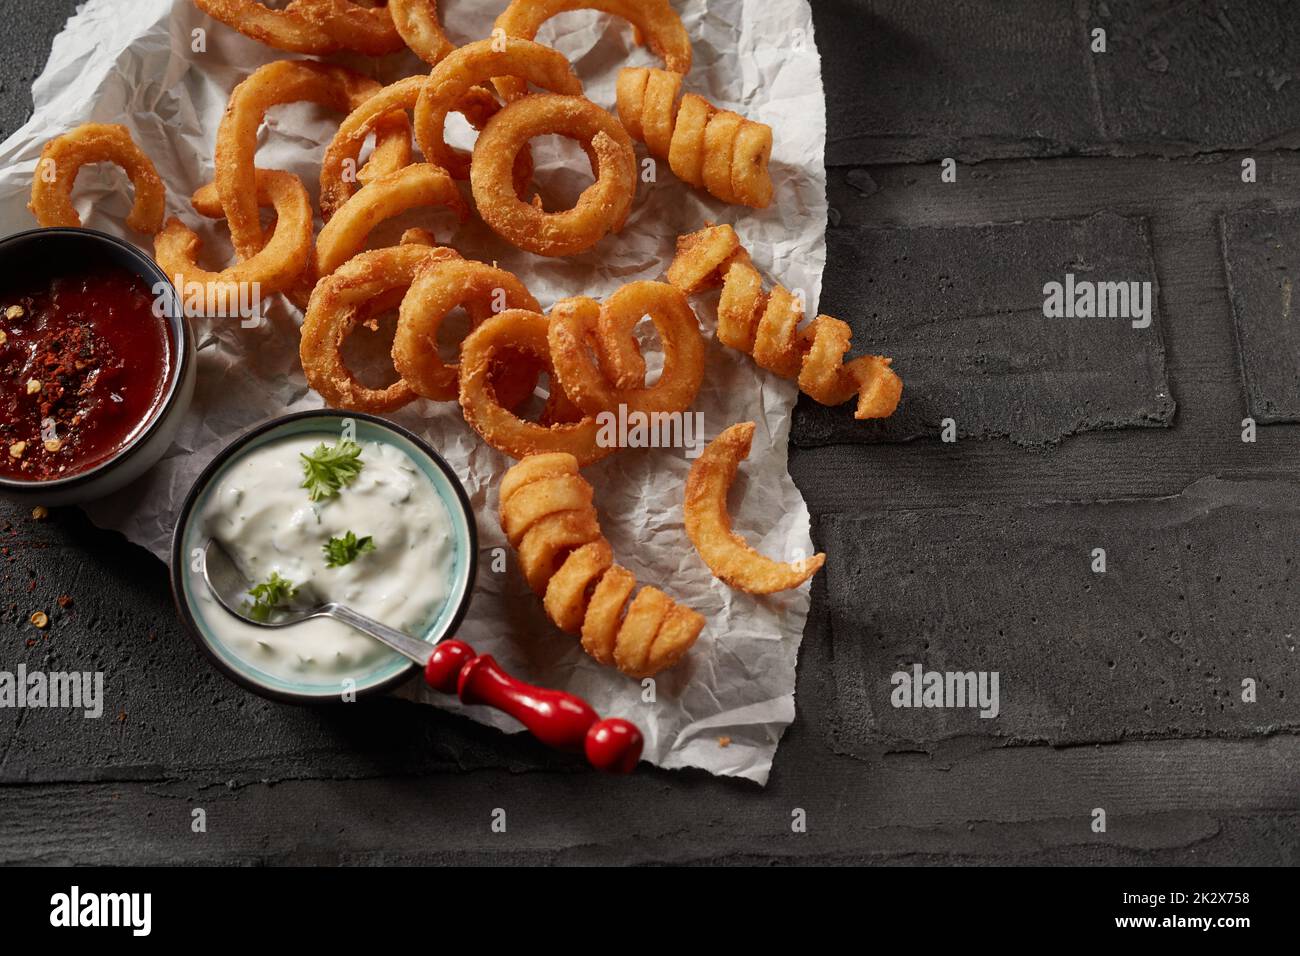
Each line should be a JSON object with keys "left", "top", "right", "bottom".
{"left": 0, "top": 227, "right": 194, "bottom": 505}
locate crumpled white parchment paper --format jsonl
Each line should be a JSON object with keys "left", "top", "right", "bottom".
{"left": 0, "top": 0, "right": 826, "bottom": 785}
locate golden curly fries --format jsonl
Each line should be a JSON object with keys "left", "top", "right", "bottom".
{"left": 617, "top": 67, "right": 773, "bottom": 208}
{"left": 685, "top": 422, "right": 825, "bottom": 595}
{"left": 500, "top": 453, "right": 704, "bottom": 677}
{"left": 668, "top": 224, "right": 903, "bottom": 420}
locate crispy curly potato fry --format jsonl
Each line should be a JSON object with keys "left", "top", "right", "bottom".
{"left": 500, "top": 452, "right": 704, "bottom": 677}
{"left": 685, "top": 422, "right": 825, "bottom": 595}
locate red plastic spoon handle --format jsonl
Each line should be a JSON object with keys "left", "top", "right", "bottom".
{"left": 424, "top": 640, "right": 643, "bottom": 773}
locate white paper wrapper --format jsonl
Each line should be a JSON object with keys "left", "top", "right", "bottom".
{"left": 0, "top": 0, "right": 826, "bottom": 785}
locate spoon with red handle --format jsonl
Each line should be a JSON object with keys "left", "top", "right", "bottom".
{"left": 202, "top": 539, "right": 643, "bottom": 773}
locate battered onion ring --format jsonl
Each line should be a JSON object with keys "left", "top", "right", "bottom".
{"left": 491, "top": 0, "right": 692, "bottom": 102}
{"left": 291, "top": 0, "right": 406, "bottom": 56}
{"left": 389, "top": 0, "right": 455, "bottom": 65}
{"left": 154, "top": 170, "right": 313, "bottom": 305}
{"left": 315, "top": 163, "right": 468, "bottom": 278}
{"left": 413, "top": 37, "right": 582, "bottom": 181}
{"left": 393, "top": 258, "right": 541, "bottom": 402}
{"left": 193, "top": 0, "right": 338, "bottom": 54}
{"left": 321, "top": 75, "right": 532, "bottom": 221}
{"left": 685, "top": 422, "right": 826, "bottom": 595}
{"left": 548, "top": 281, "right": 704, "bottom": 418}
{"left": 471, "top": 94, "right": 636, "bottom": 257}
{"left": 188, "top": 180, "right": 311, "bottom": 312}
{"left": 192, "top": 0, "right": 404, "bottom": 55}
{"left": 28, "top": 123, "right": 165, "bottom": 234}
{"left": 499, "top": 452, "right": 704, "bottom": 677}
{"left": 215, "top": 60, "right": 411, "bottom": 261}
{"left": 300, "top": 245, "right": 460, "bottom": 412}
{"left": 459, "top": 309, "right": 614, "bottom": 465}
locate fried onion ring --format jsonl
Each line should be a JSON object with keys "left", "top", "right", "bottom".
{"left": 471, "top": 93, "right": 636, "bottom": 257}
{"left": 290, "top": 0, "right": 406, "bottom": 56}
{"left": 321, "top": 75, "right": 531, "bottom": 221}
{"left": 315, "top": 163, "right": 468, "bottom": 278}
{"left": 28, "top": 123, "right": 165, "bottom": 234}
{"left": 299, "top": 244, "right": 460, "bottom": 412}
{"left": 459, "top": 309, "right": 614, "bottom": 465}
{"left": 491, "top": 0, "right": 692, "bottom": 102}
{"left": 413, "top": 37, "right": 582, "bottom": 181}
{"left": 389, "top": 0, "right": 455, "bottom": 65}
{"left": 499, "top": 452, "right": 704, "bottom": 676}
{"left": 215, "top": 60, "right": 411, "bottom": 261}
{"left": 192, "top": 0, "right": 340, "bottom": 54}
{"left": 548, "top": 281, "right": 704, "bottom": 418}
{"left": 393, "top": 258, "right": 541, "bottom": 402}
{"left": 668, "top": 224, "right": 904, "bottom": 420}
{"left": 685, "top": 422, "right": 826, "bottom": 594}
{"left": 192, "top": 0, "right": 404, "bottom": 55}
{"left": 154, "top": 170, "right": 313, "bottom": 307}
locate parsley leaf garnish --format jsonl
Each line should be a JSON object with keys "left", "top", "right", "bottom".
{"left": 322, "top": 530, "right": 376, "bottom": 569}
{"left": 300, "top": 439, "right": 364, "bottom": 502}
{"left": 245, "top": 572, "right": 299, "bottom": 622}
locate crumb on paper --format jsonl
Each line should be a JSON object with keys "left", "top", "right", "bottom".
{"left": 718, "top": 736, "right": 732, "bottom": 748}
{"left": 31, "top": 505, "right": 48, "bottom": 520}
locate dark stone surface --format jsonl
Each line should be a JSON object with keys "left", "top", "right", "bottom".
{"left": 1221, "top": 207, "right": 1300, "bottom": 423}
{"left": 792, "top": 212, "right": 1176, "bottom": 446}
{"left": 0, "top": 1, "right": 71, "bottom": 141}
{"left": 1, "top": 0, "right": 1298, "bottom": 866}
{"left": 817, "top": 477, "right": 1299, "bottom": 756}
{"left": 815, "top": 0, "right": 1300, "bottom": 166}
{"left": 816, "top": 0, "right": 1098, "bottom": 166}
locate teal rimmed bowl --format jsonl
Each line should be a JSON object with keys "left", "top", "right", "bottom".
{"left": 169, "top": 410, "right": 478, "bottom": 703}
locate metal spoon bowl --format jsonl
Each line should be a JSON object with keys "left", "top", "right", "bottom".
{"left": 202, "top": 538, "right": 437, "bottom": 665}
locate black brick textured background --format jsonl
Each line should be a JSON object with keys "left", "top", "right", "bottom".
{"left": 0, "top": 0, "right": 1297, "bottom": 865}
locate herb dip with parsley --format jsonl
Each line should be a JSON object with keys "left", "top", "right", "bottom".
{"left": 198, "top": 433, "right": 454, "bottom": 684}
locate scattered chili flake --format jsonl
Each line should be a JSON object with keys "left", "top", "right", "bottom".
{"left": 29, "top": 610, "right": 48, "bottom": 628}
{"left": 57, "top": 594, "right": 72, "bottom": 608}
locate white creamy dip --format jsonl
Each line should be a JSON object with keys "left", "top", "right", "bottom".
{"left": 197, "top": 434, "right": 455, "bottom": 685}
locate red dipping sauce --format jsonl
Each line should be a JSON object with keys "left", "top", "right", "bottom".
{"left": 0, "top": 261, "right": 173, "bottom": 481}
